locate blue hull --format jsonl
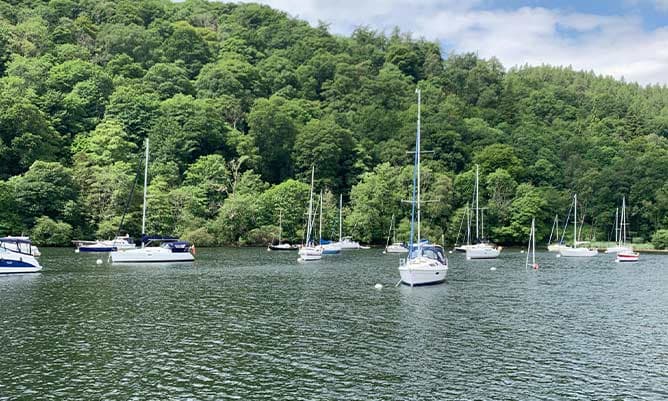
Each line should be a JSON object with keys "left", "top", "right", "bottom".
{"left": 78, "top": 246, "right": 115, "bottom": 252}
{"left": 321, "top": 250, "right": 341, "bottom": 255}
{"left": 0, "top": 260, "right": 36, "bottom": 268}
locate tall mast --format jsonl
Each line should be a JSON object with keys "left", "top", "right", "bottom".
{"left": 278, "top": 209, "right": 282, "bottom": 244}
{"left": 621, "top": 196, "right": 626, "bottom": 246}
{"left": 532, "top": 218, "right": 536, "bottom": 265}
{"left": 319, "top": 189, "right": 323, "bottom": 244}
{"left": 475, "top": 164, "right": 479, "bottom": 241}
{"left": 573, "top": 194, "right": 577, "bottom": 248}
{"left": 556, "top": 215, "right": 559, "bottom": 241}
{"left": 339, "top": 194, "right": 343, "bottom": 241}
{"left": 306, "top": 166, "right": 314, "bottom": 245}
{"left": 141, "top": 137, "right": 149, "bottom": 246}
{"left": 416, "top": 88, "right": 421, "bottom": 246}
{"left": 614, "top": 207, "right": 619, "bottom": 245}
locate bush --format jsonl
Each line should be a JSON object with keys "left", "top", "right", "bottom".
{"left": 244, "top": 225, "right": 278, "bottom": 246}
{"left": 651, "top": 230, "right": 668, "bottom": 250}
{"left": 181, "top": 227, "right": 216, "bottom": 247}
{"left": 31, "top": 216, "right": 73, "bottom": 246}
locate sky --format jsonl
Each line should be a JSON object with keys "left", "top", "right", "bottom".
{"left": 233, "top": 0, "right": 668, "bottom": 85}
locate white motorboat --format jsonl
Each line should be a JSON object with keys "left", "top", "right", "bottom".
{"left": 109, "top": 138, "right": 194, "bottom": 264}
{"left": 74, "top": 235, "right": 137, "bottom": 252}
{"left": 2, "top": 236, "right": 41, "bottom": 256}
{"left": 385, "top": 242, "right": 408, "bottom": 254}
{"left": 559, "top": 194, "right": 597, "bottom": 258}
{"left": 0, "top": 237, "right": 42, "bottom": 273}
{"left": 398, "top": 88, "right": 447, "bottom": 286}
{"left": 547, "top": 243, "right": 570, "bottom": 252}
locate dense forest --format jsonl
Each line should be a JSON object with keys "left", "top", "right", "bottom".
{"left": 1, "top": 0, "right": 668, "bottom": 247}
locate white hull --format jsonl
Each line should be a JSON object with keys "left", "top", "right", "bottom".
{"left": 559, "top": 247, "right": 598, "bottom": 257}
{"left": 605, "top": 245, "right": 632, "bottom": 254}
{"left": 455, "top": 244, "right": 475, "bottom": 252}
{"left": 110, "top": 247, "right": 194, "bottom": 263}
{"left": 616, "top": 252, "right": 639, "bottom": 262}
{"left": 385, "top": 244, "right": 408, "bottom": 254}
{"left": 0, "top": 251, "right": 42, "bottom": 273}
{"left": 319, "top": 243, "right": 341, "bottom": 254}
{"left": 466, "top": 245, "right": 501, "bottom": 259}
{"left": 547, "top": 244, "right": 569, "bottom": 252}
{"left": 336, "top": 239, "right": 366, "bottom": 249}
{"left": 399, "top": 257, "right": 447, "bottom": 286}
{"left": 298, "top": 246, "right": 322, "bottom": 261}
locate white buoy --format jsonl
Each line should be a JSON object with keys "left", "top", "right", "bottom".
{"left": 556, "top": 254, "right": 561, "bottom": 258}
{"left": 448, "top": 250, "right": 453, "bottom": 254}
{"left": 374, "top": 283, "right": 383, "bottom": 290}
{"left": 96, "top": 259, "right": 103, "bottom": 265}
{"left": 520, "top": 250, "right": 525, "bottom": 254}
{"left": 490, "top": 267, "right": 497, "bottom": 271}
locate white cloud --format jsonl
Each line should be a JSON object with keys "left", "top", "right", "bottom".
{"left": 235, "top": 1, "right": 668, "bottom": 85}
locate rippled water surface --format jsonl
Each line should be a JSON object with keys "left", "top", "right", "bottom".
{"left": 1, "top": 248, "right": 667, "bottom": 400}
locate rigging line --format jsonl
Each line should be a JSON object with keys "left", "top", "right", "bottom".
{"left": 115, "top": 151, "right": 145, "bottom": 238}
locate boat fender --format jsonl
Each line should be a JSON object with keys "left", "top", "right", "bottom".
{"left": 532, "top": 263, "right": 539, "bottom": 270}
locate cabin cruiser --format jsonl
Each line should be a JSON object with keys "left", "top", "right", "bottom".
{"left": 0, "top": 237, "right": 43, "bottom": 273}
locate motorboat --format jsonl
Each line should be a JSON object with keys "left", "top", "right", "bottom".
{"left": 0, "top": 237, "right": 43, "bottom": 273}
{"left": 337, "top": 236, "right": 369, "bottom": 250}
{"left": 385, "top": 242, "right": 408, "bottom": 254}
{"left": 268, "top": 243, "right": 298, "bottom": 251}
{"left": 74, "top": 235, "right": 136, "bottom": 252}
{"left": 2, "top": 236, "right": 41, "bottom": 256}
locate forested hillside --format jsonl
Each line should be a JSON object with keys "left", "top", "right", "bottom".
{"left": 1, "top": 0, "right": 667, "bottom": 246}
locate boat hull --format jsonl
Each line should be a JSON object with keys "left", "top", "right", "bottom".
{"left": 0, "top": 253, "right": 42, "bottom": 273}
{"left": 547, "top": 244, "right": 569, "bottom": 252}
{"left": 466, "top": 245, "right": 501, "bottom": 259}
{"left": 399, "top": 257, "right": 447, "bottom": 286}
{"left": 110, "top": 248, "right": 194, "bottom": 263}
{"left": 616, "top": 252, "right": 639, "bottom": 262}
{"left": 559, "top": 247, "right": 598, "bottom": 257}
{"left": 385, "top": 244, "right": 408, "bottom": 254}
{"left": 267, "top": 244, "right": 298, "bottom": 251}
{"left": 298, "top": 247, "right": 322, "bottom": 261}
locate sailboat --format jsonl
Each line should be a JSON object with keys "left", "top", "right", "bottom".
{"left": 317, "top": 190, "right": 341, "bottom": 255}
{"left": 398, "top": 88, "right": 448, "bottom": 286}
{"left": 606, "top": 197, "right": 632, "bottom": 254}
{"left": 559, "top": 194, "right": 597, "bottom": 257}
{"left": 268, "top": 209, "right": 298, "bottom": 251}
{"left": 615, "top": 197, "right": 639, "bottom": 262}
{"left": 547, "top": 214, "right": 568, "bottom": 252}
{"left": 465, "top": 164, "right": 501, "bottom": 260}
{"left": 110, "top": 138, "right": 195, "bottom": 263}
{"left": 298, "top": 166, "right": 323, "bottom": 262}
{"left": 334, "top": 194, "right": 368, "bottom": 250}
{"left": 384, "top": 214, "right": 408, "bottom": 254}
{"left": 454, "top": 204, "right": 474, "bottom": 252}
{"left": 526, "top": 218, "right": 539, "bottom": 270}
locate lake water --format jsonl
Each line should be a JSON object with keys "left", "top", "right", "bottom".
{"left": 1, "top": 248, "right": 666, "bottom": 400}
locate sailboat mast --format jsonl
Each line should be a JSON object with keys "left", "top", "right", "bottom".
{"left": 475, "top": 164, "right": 479, "bottom": 241}
{"left": 319, "top": 189, "right": 323, "bottom": 244}
{"left": 306, "top": 166, "right": 314, "bottom": 245}
{"left": 532, "top": 218, "right": 536, "bottom": 265}
{"left": 556, "top": 215, "right": 559, "bottom": 241}
{"left": 573, "top": 194, "right": 577, "bottom": 248}
{"left": 339, "top": 194, "right": 343, "bottom": 241}
{"left": 141, "top": 137, "right": 149, "bottom": 242}
{"left": 622, "top": 196, "right": 626, "bottom": 246}
{"left": 278, "top": 209, "right": 282, "bottom": 244}
{"left": 614, "top": 207, "right": 619, "bottom": 245}
{"left": 416, "top": 88, "right": 421, "bottom": 246}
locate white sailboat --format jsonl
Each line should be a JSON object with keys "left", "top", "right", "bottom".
{"left": 606, "top": 197, "right": 633, "bottom": 254}
{"left": 466, "top": 164, "right": 501, "bottom": 260}
{"left": 526, "top": 218, "right": 539, "bottom": 270}
{"left": 398, "top": 88, "right": 448, "bottom": 286}
{"left": 615, "top": 196, "right": 639, "bottom": 262}
{"left": 317, "top": 190, "right": 341, "bottom": 255}
{"left": 547, "top": 214, "right": 568, "bottom": 252}
{"left": 267, "top": 209, "right": 298, "bottom": 251}
{"left": 333, "top": 194, "right": 368, "bottom": 250}
{"left": 384, "top": 214, "right": 408, "bottom": 254}
{"left": 298, "top": 166, "right": 323, "bottom": 262}
{"left": 454, "top": 204, "right": 475, "bottom": 252}
{"left": 559, "top": 194, "right": 598, "bottom": 257}
{"left": 110, "top": 138, "right": 195, "bottom": 263}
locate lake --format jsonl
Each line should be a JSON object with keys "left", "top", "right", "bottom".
{"left": 1, "top": 248, "right": 666, "bottom": 400}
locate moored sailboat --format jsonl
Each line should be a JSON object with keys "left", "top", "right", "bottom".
{"left": 398, "top": 88, "right": 448, "bottom": 286}
{"left": 465, "top": 164, "right": 501, "bottom": 260}
{"left": 559, "top": 194, "right": 597, "bottom": 257}
{"left": 298, "top": 166, "right": 322, "bottom": 262}
{"left": 110, "top": 138, "right": 194, "bottom": 263}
